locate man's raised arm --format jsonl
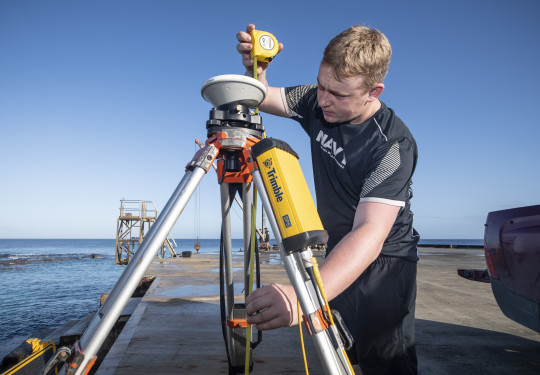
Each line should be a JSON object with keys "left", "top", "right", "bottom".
{"left": 236, "top": 24, "right": 289, "bottom": 118}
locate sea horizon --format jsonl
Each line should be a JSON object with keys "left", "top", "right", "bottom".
{"left": 0, "top": 237, "right": 484, "bottom": 242}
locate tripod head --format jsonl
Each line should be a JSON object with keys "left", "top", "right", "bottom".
{"left": 200, "top": 74, "right": 267, "bottom": 175}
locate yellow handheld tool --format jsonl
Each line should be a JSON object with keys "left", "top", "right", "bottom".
{"left": 249, "top": 29, "right": 279, "bottom": 114}
{"left": 250, "top": 29, "right": 280, "bottom": 62}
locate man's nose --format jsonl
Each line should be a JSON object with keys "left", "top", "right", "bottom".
{"left": 318, "top": 91, "right": 330, "bottom": 107}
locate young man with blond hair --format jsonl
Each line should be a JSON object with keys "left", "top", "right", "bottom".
{"left": 237, "top": 24, "right": 419, "bottom": 374}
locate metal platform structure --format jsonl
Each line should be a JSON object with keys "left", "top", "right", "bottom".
{"left": 114, "top": 199, "right": 177, "bottom": 265}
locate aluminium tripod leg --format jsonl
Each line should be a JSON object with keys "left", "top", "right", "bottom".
{"left": 249, "top": 138, "right": 354, "bottom": 375}
{"left": 219, "top": 182, "right": 254, "bottom": 373}
{"left": 242, "top": 183, "right": 253, "bottom": 300}
{"left": 220, "top": 182, "right": 236, "bottom": 317}
{"left": 58, "top": 144, "right": 219, "bottom": 375}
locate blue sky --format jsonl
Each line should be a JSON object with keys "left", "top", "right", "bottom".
{"left": 1, "top": 0, "right": 539, "bottom": 240}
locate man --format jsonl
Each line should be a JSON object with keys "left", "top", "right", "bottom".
{"left": 237, "top": 24, "right": 419, "bottom": 374}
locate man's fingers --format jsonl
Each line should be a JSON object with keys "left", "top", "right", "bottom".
{"left": 236, "top": 23, "right": 255, "bottom": 43}
{"left": 236, "top": 31, "right": 252, "bottom": 43}
{"left": 245, "top": 285, "right": 273, "bottom": 313}
{"left": 245, "top": 296, "right": 268, "bottom": 317}
{"left": 248, "top": 306, "right": 290, "bottom": 330}
{"left": 247, "top": 305, "right": 277, "bottom": 325}
{"left": 236, "top": 28, "right": 254, "bottom": 70}
{"left": 236, "top": 42, "right": 252, "bottom": 53}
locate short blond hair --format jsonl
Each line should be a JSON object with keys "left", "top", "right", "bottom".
{"left": 322, "top": 25, "right": 392, "bottom": 90}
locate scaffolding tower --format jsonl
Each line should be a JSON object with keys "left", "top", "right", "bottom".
{"left": 115, "top": 199, "right": 178, "bottom": 265}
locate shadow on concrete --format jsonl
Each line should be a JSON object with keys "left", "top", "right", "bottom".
{"left": 416, "top": 319, "right": 540, "bottom": 375}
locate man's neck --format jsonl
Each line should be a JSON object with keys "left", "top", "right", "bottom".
{"left": 351, "top": 99, "right": 382, "bottom": 124}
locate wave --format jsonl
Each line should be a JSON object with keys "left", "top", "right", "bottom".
{"left": 0, "top": 252, "right": 104, "bottom": 266}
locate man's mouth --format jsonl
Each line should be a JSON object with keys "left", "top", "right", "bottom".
{"left": 322, "top": 110, "right": 334, "bottom": 117}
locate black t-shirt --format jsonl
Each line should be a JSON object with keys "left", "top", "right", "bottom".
{"left": 282, "top": 84, "right": 419, "bottom": 261}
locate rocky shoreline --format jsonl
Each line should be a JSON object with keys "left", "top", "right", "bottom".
{"left": 0, "top": 276, "right": 155, "bottom": 374}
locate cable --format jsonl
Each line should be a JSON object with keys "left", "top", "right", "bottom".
{"left": 244, "top": 186, "right": 258, "bottom": 375}
{"left": 311, "top": 257, "right": 335, "bottom": 326}
{"left": 253, "top": 58, "right": 259, "bottom": 114}
{"left": 298, "top": 300, "right": 310, "bottom": 375}
{"left": 311, "top": 257, "right": 356, "bottom": 374}
{"left": 219, "top": 231, "right": 234, "bottom": 375}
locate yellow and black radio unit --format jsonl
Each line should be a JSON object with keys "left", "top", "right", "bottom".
{"left": 251, "top": 138, "right": 328, "bottom": 253}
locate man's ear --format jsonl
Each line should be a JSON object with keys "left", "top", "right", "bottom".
{"left": 368, "top": 83, "right": 385, "bottom": 100}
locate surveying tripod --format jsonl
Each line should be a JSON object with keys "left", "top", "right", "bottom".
{"left": 44, "top": 75, "right": 354, "bottom": 375}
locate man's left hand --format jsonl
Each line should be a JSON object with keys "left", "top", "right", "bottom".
{"left": 245, "top": 283, "right": 298, "bottom": 330}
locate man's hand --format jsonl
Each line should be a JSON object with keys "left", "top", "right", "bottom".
{"left": 236, "top": 24, "right": 283, "bottom": 78}
{"left": 245, "top": 283, "right": 298, "bottom": 330}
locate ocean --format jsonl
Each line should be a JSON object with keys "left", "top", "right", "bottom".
{"left": 0, "top": 238, "right": 482, "bottom": 346}
{"left": 0, "top": 238, "right": 235, "bottom": 346}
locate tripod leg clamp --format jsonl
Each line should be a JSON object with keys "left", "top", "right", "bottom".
{"left": 227, "top": 318, "right": 249, "bottom": 329}
{"left": 65, "top": 341, "right": 97, "bottom": 375}
{"left": 302, "top": 308, "right": 330, "bottom": 335}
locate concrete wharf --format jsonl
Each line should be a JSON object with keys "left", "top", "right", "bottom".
{"left": 90, "top": 247, "right": 540, "bottom": 374}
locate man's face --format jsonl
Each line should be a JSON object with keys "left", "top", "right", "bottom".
{"left": 316, "top": 64, "right": 371, "bottom": 124}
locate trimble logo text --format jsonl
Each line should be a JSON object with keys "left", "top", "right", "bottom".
{"left": 266, "top": 165, "right": 283, "bottom": 203}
